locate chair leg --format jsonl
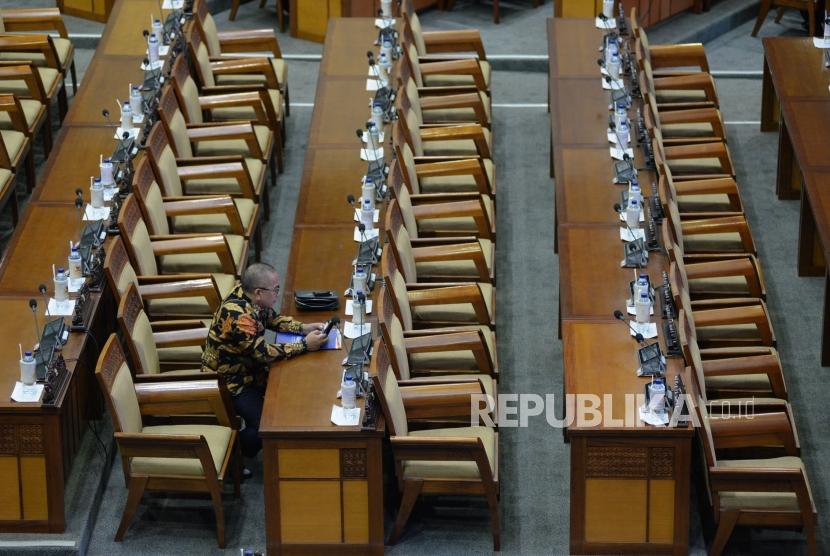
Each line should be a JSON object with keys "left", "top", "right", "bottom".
{"left": 709, "top": 510, "right": 739, "bottom": 556}
{"left": 284, "top": 85, "right": 290, "bottom": 117}
{"left": 493, "top": 0, "right": 499, "bottom": 24}
{"left": 277, "top": 0, "right": 286, "bottom": 33}
{"left": 388, "top": 480, "right": 422, "bottom": 545}
{"left": 233, "top": 439, "right": 242, "bottom": 497}
{"left": 254, "top": 221, "right": 263, "bottom": 261}
{"left": 773, "top": 7, "right": 785, "bottom": 23}
{"left": 261, "top": 183, "right": 271, "bottom": 217}
{"left": 9, "top": 186, "right": 19, "bottom": 227}
{"left": 57, "top": 82, "right": 68, "bottom": 122}
{"left": 259, "top": 0, "right": 267, "bottom": 6}
{"left": 207, "top": 481, "right": 226, "bottom": 548}
{"left": 486, "top": 488, "right": 501, "bottom": 551}
{"left": 115, "top": 476, "right": 149, "bottom": 541}
{"left": 42, "top": 120, "right": 53, "bottom": 157}
{"left": 752, "top": 0, "right": 773, "bottom": 36}
{"left": 24, "top": 150, "right": 35, "bottom": 193}
{"left": 70, "top": 61, "right": 78, "bottom": 96}
{"left": 275, "top": 123, "right": 284, "bottom": 174}
{"left": 269, "top": 152, "right": 276, "bottom": 189}
{"left": 807, "top": 6, "right": 816, "bottom": 37}
{"left": 229, "top": 0, "right": 241, "bottom": 20}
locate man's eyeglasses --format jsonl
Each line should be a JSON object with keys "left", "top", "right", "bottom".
{"left": 255, "top": 285, "right": 281, "bottom": 295}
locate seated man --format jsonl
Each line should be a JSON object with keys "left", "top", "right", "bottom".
{"left": 202, "top": 262, "right": 328, "bottom": 465}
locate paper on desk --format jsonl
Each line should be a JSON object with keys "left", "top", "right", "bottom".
{"left": 353, "top": 208, "right": 379, "bottom": 223}
{"left": 639, "top": 405, "right": 668, "bottom": 426}
{"left": 140, "top": 59, "right": 164, "bottom": 71}
{"left": 343, "top": 322, "right": 371, "bottom": 339}
{"left": 132, "top": 113, "right": 145, "bottom": 125}
{"left": 366, "top": 78, "right": 381, "bottom": 91}
{"left": 162, "top": 0, "right": 184, "bottom": 8}
{"left": 629, "top": 321, "right": 658, "bottom": 339}
{"left": 353, "top": 227, "right": 380, "bottom": 242}
{"left": 11, "top": 382, "right": 43, "bottom": 403}
{"left": 362, "top": 131, "right": 385, "bottom": 144}
{"left": 813, "top": 37, "right": 830, "bottom": 48}
{"left": 610, "top": 146, "right": 635, "bottom": 160}
{"left": 374, "top": 17, "right": 396, "bottom": 29}
{"left": 47, "top": 299, "right": 75, "bottom": 316}
{"left": 68, "top": 277, "right": 86, "bottom": 293}
{"left": 103, "top": 186, "right": 118, "bottom": 202}
{"left": 114, "top": 127, "right": 140, "bottom": 140}
{"left": 84, "top": 205, "right": 110, "bottom": 221}
{"left": 595, "top": 16, "right": 616, "bottom": 30}
{"left": 331, "top": 405, "right": 361, "bottom": 426}
{"left": 602, "top": 78, "right": 624, "bottom": 91}
{"left": 620, "top": 227, "right": 645, "bottom": 242}
{"left": 346, "top": 299, "right": 373, "bottom": 316}
{"left": 619, "top": 209, "right": 645, "bottom": 223}
{"left": 360, "top": 147, "right": 384, "bottom": 161}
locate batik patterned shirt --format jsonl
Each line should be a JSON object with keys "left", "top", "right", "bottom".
{"left": 202, "top": 285, "right": 306, "bottom": 395}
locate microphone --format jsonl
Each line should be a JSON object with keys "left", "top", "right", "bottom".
{"left": 614, "top": 202, "right": 641, "bottom": 239}
{"left": 613, "top": 310, "right": 644, "bottom": 344}
{"left": 75, "top": 188, "right": 85, "bottom": 228}
{"left": 28, "top": 298, "right": 41, "bottom": 347}
{"left": 38, "top": 284, "right": 52, "bottom": 318}
{"left": 102, "top": 108, "right": 117, "bottom": 130}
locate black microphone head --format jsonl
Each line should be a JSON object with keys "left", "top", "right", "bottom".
{"left": 357, "top": 222, "right": 366, "bottom": 233}
{"left": 613, "top": 310, "right": 625, "bottom": 320}
{"left": 122, "top": 132, "right": 130, "bottom": 140}
{"left": 613, "top": 203, "right": 622, "bottom": 213}
{"left": 597, "top": 58, "right": 604, "bottom": 67}
{"left": 366, "top": 50, "right": 374, "bottom": 59}
{"left": 635, "top": 333, "right": 645, "bottom": 343}
{"left": 622, "top": 153, "right": 631, "bottom": 162}
{"left": 38, "top": 284, "right": 47, "bottom": 295}
{"left": 143, "top": 29, "right": 150, "bottom": 37}
{"left": 102, "top": 109, "right": 110, "bottom": 118}
{"left": 347, "top": 194, "right": 356, "bottom": 205}
{"left": 598, "top": 13, "right": 608, "bottom": 20}
{"left": 355, "top": 129, "right": 364, "bottom": 138}
{"left": 604, "top": 75, "right": 613, "bottom": 84}
{"left": 330, "top": 315, "right": 341, "bottom": 325}
{"left": 74, "top": 188, "right": 83, "bottom": 197}
{"left": 28, "top": 298, "right": 37, "bottom": 310}
{"left": 143, "top": 57, "right": 149, "bottom": 66}
{"left": 74, "top": 197, "right": 84, "bottom": 209}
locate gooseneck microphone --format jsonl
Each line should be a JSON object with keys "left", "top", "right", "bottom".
{"left": 29, "top": 298, "right": 41, "bottom": 346}
{"left": 38, "top": 284, "right": 53, "bottom": 318}
{"left": 613, "top": 310, "right": 645, "bottom": 344}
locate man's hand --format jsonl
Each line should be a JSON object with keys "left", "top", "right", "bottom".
{"left": 305, "top": 330, "right": 328, "bottom": 351}
{"left": 302, "top": 322, "right": 324, "bottom": 335}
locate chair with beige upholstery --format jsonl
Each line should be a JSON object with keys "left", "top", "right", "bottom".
{"left": 145, "top": 121, "right": 270, "bottom": 216}
{"left": 0, "top": 36, "right": 66, "bottom": 120}
{"left": 0, "top": 93, "right": 32, "bottom": 192}
{"left": 104, "top": 236, "right": 230, "bottom": 321}
{"left": 658, "top": 163, "right": 743, "bottom": 217}
{"left": 392, "top": 144, "right": 495, "bottom": 197}
{"left": 383, "top": 252, "right": 495, "bottom": 329}
{"left": 0, "top": 7, "right": 76, "bottom": 94}
{"left": 193, "top": 0, "right": 289, "bottom": 115}
{"left": 0, "top": 64, "right": 50, "bottom": 155}
{"left": 170, "top": 56, "right": 283, "bottom": 172}
{"left": 386, "top": 198, "right": 494, "bottom": 284}
{"left": 652, "top": 127, "right": 733, "bottom": 180}
{"left": 133, "top": 156, "right": 263, "bottom": 260}
{"left": 95, "top": 334, "right": 241, "bottom": 548}
{"left": 393, "top": 115, "right": 491, "bottom": 161}
{"left": 689, "top": 393, "right": 816, "bottom": 556}
{"left": 371, "top": 339, "right": 500, "bottom": 550}
{"left": 399, "top": 76, "right": 491, "bottom": 128}
{"left": 118, "top": 283, "right": 206, "bottom": 375}
{"left": 401, "top": 40, "right": 491, "bottom": 93}
{"left": 642, "top": 91, "right": 724, "bottom": 146}
{"left": 0, "top": 163, "right": 14, "bottom": 226}
{"left": 117, "top": 193, "right": 247, "bottom": 279}
{"left": 631, "top": 8, "right": 712, "bottom": 76}
{"left": 401, "top": 0, "right": 487, "bottom": 60}
{"left": 663, "top": 200, "right": 756, "bottom": 256}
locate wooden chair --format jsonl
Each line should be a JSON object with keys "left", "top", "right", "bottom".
{"left": 642, "top": 91, "right": 724, "bottom": 146}
{"left": 170, "top": 55, "right": 283, "bottom": 172}
{"left": 371, "top": 338, "right": 500, "bottom": 549}
{"left": 0, "top": 93, "right": 32, "bottom": 193}
{"left": 688, "top": 393, "right": 816, "bottom": 555}
{"left": 662, "top": 200, "right": 756, "bottom": 256}
{"left": 229, "top": 0, "right": 286, "bottom": 32}
{"left": 440, "top": 0, "right": 541, "bottom": 24}
{"left": 193, "top": 0, "right": 289, "bottom": 115}
{"left": 631, "top": 8, "right": 712, "bottom": 76}
{"left": 652, "top": 127, "right": 733, "bottom": 180}
{"left": 394, "top": 113, "right": 491, "bottom": 160}
{"left": 752, "top": 0, "right": 816, "bottom": 37}
{"left": 104, "top": 236, "right": 229, "bottom": 320}
{"left": 118, "top": 283, "right": 206, "bottom": 375}
{"left": 399, "top": 76, "right": 491, "bottom": 128}
{"left": 401, "top": 0, "right": 487, "bottom": 59}
{"left": 392, "top": 143, "right": 495, "bottom": 196}
{"left": 0, "top": 163, "right": 14, "bottom": 226}
{"left": 95, "top": 334, "right": 241, "bottom": 547}
{"left": 145, "top": 121, "right": 269, "bottom": 216}
{"left": 382, "top": 251, "right": 495, "bottom": 328}
{"left": 0, "top": 36, "right": 67, "bottom": 120}
{"left": 386, "top": 198, "right": 495, "bottom": 283}
{"left": 401, "top": 41, "right": 491, "bottom": 93}
{"left": 0, "top": 64, "right": 50, "bottom": 155}
{"left": 133, "top": 155, "right": 263, "bottom": 260}
{"left": 657, "top": 163, "right": 743, "bottom": 217}
{"left": 0, "top": 7, "right": 77, "bottom": 94}
{"left": 117, "top": 193, "right": 246, "bottom": 279}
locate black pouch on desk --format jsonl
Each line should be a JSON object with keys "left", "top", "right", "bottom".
{"left": 294, "top": 290, "right": 339, "bottom": 311}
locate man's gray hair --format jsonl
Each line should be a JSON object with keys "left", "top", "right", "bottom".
{"left": 241, "top": 263, "right": 278, "bottom": 294}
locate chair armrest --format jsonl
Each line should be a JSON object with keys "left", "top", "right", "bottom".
{"left": 411, "top": 199, "right": 491, "bottom": 238}
{"left": 418, "top": 92, "right": 489, "bottom": 123}
{"left": 652, "top": 72, "right": 717, "bottom": 105}
{"left": 672, "top": 176, "right": 738, "bottom": 197}
{"left": 0, "top": 34, "right": 57, "bottom": 67}
{"left": 163, "top": 196, "right": 245, "bottom": 235}
{"left": 137, "top": 277, "right": 222, "bottom": 312}
{"left": 701, "top": 353, "right": 786, "bottom": 398}
{"left": 0, "top": 8, "right": 69, "bottom": 37}
{"left": 404, "top": 330, "right": 493, "bottom": 373}
{"left": 414, "top": 158, "right": 492, "bottom": 195}
{"left": 149, "top": 319, "right": 206, "bottom": 331}
{"left": 217, "top": 28, "right": 282, "bottom": 57}
{"left": 211, "top": 57, "right": 278, "bottom": 88}
{"left": 419, "top": 124, "right": 490, "bottom": 158}
{"left": 199, "top": 91, "right": 266, "bottom": 117}
{"left": 390, "top": 435, "right": 495, "bottom": 479}
{"left": 399, "top": 380, "right": 486, "bottom": 419}
{"left": 419, "top": 58, "right": 487, "bottom": 90}
{"left": 421, "top": 29, "right": 486, "bottom": 59}
{"left": 134, "top": 378, "right": 236, "bottom": 427}
{"left": 407, "top": 284, "right": 491, "bottom": 324}
{"left": 176, "top": 161, "right": 255, "bottom": 199}
{"left": 186, "top": 122, "right": 263, "bottom": 159}
{"left": 150, "top": 234, "right": 237, "bottom": 275}
{"left": 410, "top": 242, "right": 490, "bottom": 282}
{"left": 709, "top": 411, "right": 798, "bottom": 454}
{"left": 152, "top": 327, "right": 209, "bottom": 348}
{"left": 692, "top": 303, "right": 774, "bottom": 345}
{"left": 685, "top": 257, "right": 764, "bottom": 298}
{"left": 648, "top": 43, "right": 709, "bottom": 72}
{"left": 658, "top": 107, "right": 724, "bottom": 137}
{"left": 681, "top": 215, "right": 755, "bottom": 253}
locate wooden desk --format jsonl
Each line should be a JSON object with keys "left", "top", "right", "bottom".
{"left": 260, "top": 17, "right": 388, "bottom": 555}
{"left": 550, "top": 17, "right": 692, "bottom": 554}
{"left": 0, "top": 0, "right": 166, "bottom": 532}
{"left": 290, "top": 0, "right": 437, "bottom": 43}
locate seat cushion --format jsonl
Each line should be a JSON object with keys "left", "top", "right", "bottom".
{"left": 0, "top": 38, "right": 72, "bottom": 68}
{"left": 677, "top": 193, "right": 734, "bottom": 213}
{"left": 704, "top": 373, "right": 772, "bottom": 393}
{"left": 422, "top": 128, "right": 492, "bottom": 157}
{"left": 661, "top": 122, "right": 714, "bottom": 138}
{"left": 688, "top": 275, "right": 751, "bottom": 296}
{"left": 193, "top": 124, "right": 272, "bottom": 159}
{"left": 0, "top": 129, "right": 26, "bottom": 163}
{"left": 0, "top": 66, "right": 60, "bottom": 98}
{"left": 696, "top": 323, "right": 764, "bottom": 344}
{"left": 416, "top": 238, "right": 494, "bottom": 280}
{"left": 410, "top": 325, "right": 496, "bottom": 373}
{"left": 421, "top": 60, "right": 491, "bottom": 90}
{"left": 419, "top": 158, "right": 495, "bottom": 195}
{"left": 421, "top": 91, "right": 491, "bottom": 124}
{"left": 403, "top": 425, "right": 495, "bottom": 480}
{"left": 157, "top": 344, "right": 204, "bottom": 364}
{"left": 655, "top": 89, "right": 708, "bottom": 104}
{"left": 215, "top": 58, "right": 287, "bottom": 88}
{"left": 717, "top": 456, "right": 808, "bottom": 512}
{"left": 172, "top": 198, "right": 257, "bottom": 235}
{"left": 683, "top": 232, "right": 746, "bottom": 253}
{"left": 667, "top": 157, "right": 725, "bottom": 175}
{"left": 0, "top": 99, "right": 42, "bottom": 132}
{"left": 131, "top": 424, "right": 232, "bottom": 477}
{"left": 211, "top": 89, "right": 283, "bottom": 124}
{"left": 417, "top": 196, "right": 494, "bottom": 236}
{"left": 183, "top": 159, "right": 264, "bottom": 196}
{"left": 146, "top": 273, "right": 236, "bottom": 318}
{"left": 410, "top": 282, "right": 494, "bottom": 325}
{"left": 158, "top": 234, "right": 245, "bottom": 274}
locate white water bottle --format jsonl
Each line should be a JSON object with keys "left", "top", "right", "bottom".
{"left": 602, "top": 0, "right": 615, "bottom": 20}
{"left": 617, "top": 119, "right": 630, "bottom": 150}
{"left": 130, "top": 86, "right": 143, "bottom": 120}
{"left": 626, "top": 197, "right": 640, "bottom": 230}
{"left": 120, "top": 101, "right": 133, "bottom": 131}
{"left": 54, "top": 267, "right": 68, "bottom": 302}
{"left": 367, "top": 122, "right": 381, "bottom": 152}
{"left": 352, "top": 293, "right": 367, "bottom": 324}
{"left": 152, "top": 18, "right": 164, "bottom": 46}
{"left": 68, "top": 245, "right": 82, "bottom": 280}
{"left": 614, "top": 101, "right": 628, "bottom": 130}
{"left": 608, "top": 52, "right": 621, "bottom": 81}
{"left": 353, "top": 266, "right": 368, "bottom": 295}
{"left": 824, "top": 11, "right": 830, "bottom": 40}
{"left": 20, "top": 350, "right": 36, "bottom": 386}
{"left": 635, "top": 290, "right": 651, "bottom": 324}
{"left": 648, "top": 378, "right": 666, "bottom": 413}
{"left": 361, "top": 198, "right": 375, "bottom": 231}
{"left": 371, "top": 102, "right": 384, "bottom": 129}
{"left": 362, "top": 177, "right": 376, "bottom": 212}
{"left": 100, "top": 156, "right": 115, "bottom": 187}
{"left": 341, "top": 377, "right": 357, "bottom": 410}
{"left": 90, "top": 177, "right": 104, "bottom": 208}
{"left": 628, "top": 178, "right": 642, "bottom": 206}
{"left": 148, "top": 33, "right": 160, "bottom": 66}
{"left": 381, "top": 39, "right": 393, "bottom": 63}
{"left": 605, "top": 39, "right": 619, "bottom": 66}
{"left": 378, "top": 52, "right": 392, "bottom": 85}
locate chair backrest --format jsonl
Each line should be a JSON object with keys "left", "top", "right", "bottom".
{"left": 133, "top": 157, "right": 172, "bottom": 236}
{"left": 186, "top": 25, "right": 216, "bottom": 88}
{"left": 369, "top": 338, "right": 409, "bottom": 437}
{"left": 377, "top": 285, "right": 413, "bottom": 380}
{"left": 104, "top": 236, "right": 142, "bottom": 305}
{"left": 392, "top": 114, "right": 423, "bottom": 158}
{"left": 96, "top": 333, "right": 143, "bottom": 434}
{"left": 401, "top": 4, "right": 427, "bottom": 57}
{"left": 117, "top": 194, "right": 160, "bottom": 276}
{"left": 118, "top": 283, "right": 161, "bottom": 376}
{"left": 158, "top": 85, "right": 195, "bottom": 158}
{"left": 192, "top": 0, "right": 222, "bottom": 57}
{"left": 398, "top": 78, "right": 423, "bottom": 125}
{"left": 677, "top": 308, "right": 708, "bottom": 399}
{"left": 170, "top": 56, "right": 206, "bottom": 125}
{"left": 392, "top": 134, "right": 422, "bottom": 194}
{"left": 381, "top": 251, "right": 415, "bottom": 330}
{"left": 384, "top": 198, "right": 419, "bottom": 282}
{"left": 145, "top": 121, "right": 186, "bottom": 197}
{"left": 400, "top": 41, "right": 424, "bottom": 87}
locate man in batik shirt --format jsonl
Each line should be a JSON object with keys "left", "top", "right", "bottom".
{"left": 203, "top": 263, "right": 328, "bottom": 459}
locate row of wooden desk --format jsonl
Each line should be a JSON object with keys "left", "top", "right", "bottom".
{"left": 0, "top": 0, "right": 174, "bottom": 533}
{"left": 549, "top": 17, "right": 691, "bottom": 556}
{"left": 761, "top": 37, "right": 830, "bottom": 366}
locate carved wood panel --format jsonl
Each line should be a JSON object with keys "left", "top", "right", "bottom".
{"left": 585, "top": 446, "right": 648, "bottom": 478}
{"left": 649, "top": 447, "right": 675, "bottom": 478}
{"left": 341, "top": 448, "right": 367, "bottom": 478}
{"left": 18, "top": 425, "right": 44, "bottom": 455}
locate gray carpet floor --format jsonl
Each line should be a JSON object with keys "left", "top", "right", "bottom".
{"left": 0, "top": 0, "right": 827, "bottom": 554}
